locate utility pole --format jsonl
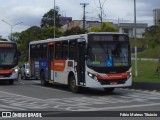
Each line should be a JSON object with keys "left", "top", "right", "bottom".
{"left": 80, "top": 3, "right": 89, "bottom": 30}
{"left": 134, "top": 0, "right": 138, "bottom": 77}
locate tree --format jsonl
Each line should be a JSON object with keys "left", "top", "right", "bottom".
{"left": 17, "top": 26, "right": 42, "bottom": 61}
{"left": 97, "top": 0, "right": 107, "bottom": 28}
{"left": 17, "top": 26, "right": 62, "bottom": 61}
{"left": 41, "top": 9, "right": 61, "bottom": 28}
{"left": 63, "top": 26, "right": 85, "bottom": 36}
{"left": 144, "top": 25, "right": 160, "bottom": 48}
{"left": 10, "top": 32, "right": 21, "bottom": 42}
{"left": 89, "top": 22, "right": 118, "bottom": 32}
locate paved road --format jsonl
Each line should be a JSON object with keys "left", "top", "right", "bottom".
{"left": 0, "top": 79, "right": 160, "bottom": 119}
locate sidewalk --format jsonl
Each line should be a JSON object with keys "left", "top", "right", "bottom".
{"left": 129, "top": 82, "right": 160, "bottom": 91}
{"left": 131, "top": 57, "right": 159, "bottom": 62}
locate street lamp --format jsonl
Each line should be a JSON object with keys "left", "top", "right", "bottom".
{"left": 134, "top": 0, "right": 138, "bottom": 77}
{"left": 2, "top": 20, "right": 23, "bottom": 41}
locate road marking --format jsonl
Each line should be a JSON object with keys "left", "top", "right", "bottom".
{"left": 19, "top": 82, "right": 25, "bottom": 84}
{"left": 0, "top": 104, "right": 26, "bottom": 110}
{"left": 78, "top": 102, "right": 160, "bottom": 111}
{"left": 29, "top": 84, "right": 70, "bottom": 93}
{"left": 0, "top": 91, "right": 43, "bottom": 101}
{"left": 0, "top": 87, "right": 160, "bottom": 111}
{"left": 32, "top": 80, "right": 41, "bottom": 84}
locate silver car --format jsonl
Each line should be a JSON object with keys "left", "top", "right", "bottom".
{"left": 21, "top": 63, "right": 31, "bottom": 79}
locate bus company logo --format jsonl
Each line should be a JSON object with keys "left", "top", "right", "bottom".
{"left": 2, "top": 112, "right": 11, "bottom": 118}
{"left": 1, "top": 112, "right": 42, "bottom": 118}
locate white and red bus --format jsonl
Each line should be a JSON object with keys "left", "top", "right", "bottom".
{"left": 0, "top": 39, "right": 19, "bottom": 84}
{"left": 29, "top": 32, "right": 132, "bottom": 93}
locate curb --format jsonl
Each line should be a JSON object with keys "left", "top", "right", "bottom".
{"left": 128, "top": 82, "right": 160, "bottom": 91}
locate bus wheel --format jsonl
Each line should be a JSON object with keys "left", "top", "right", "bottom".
{"left": 69, "top": 76, "right": 79, "bottom": 93}
{"left": 104, "top": 88, "right": 115, "bottom": 93}
{"left": 40, "top": 71, "right": 47, "bottom": 86}
{"left": 9, "top": 80, "right": 14, "bottom": 85}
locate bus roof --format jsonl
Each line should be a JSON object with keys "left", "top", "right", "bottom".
{"left": 30, "top": 32, "right": 127, "bottom": 45}
{"left": 0, "top": 40, "right": 16, "bottom": 44}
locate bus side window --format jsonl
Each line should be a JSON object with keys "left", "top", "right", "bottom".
{"left": 62, "top": 41, "right": 68, "bottom": 60}
{"left": 69, "top": 40, "right": 77, "bottom": 60}
{"left": 55, "top": 42, "right": 62, "bottom": 60}
{"left": 30, "top": 45, "right": 36, "bottom": 59}
{"left": 41, "top": 44, "right": 47, "bottom": 58}
{"left": 36, "top": 44, "right": 41, "bottom": 58}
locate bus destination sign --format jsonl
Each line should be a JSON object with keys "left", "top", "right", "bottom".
{"left": 0, "top": 43, "right": 13, "bottom": 47}
{"left": 92, "top": 35, "right": 126, "bottom": 42}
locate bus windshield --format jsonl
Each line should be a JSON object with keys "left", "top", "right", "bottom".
{"left": 0, "top": 48, "right": 17, "bottom": 65}
{"left": 87, "top": 41, "right": 130, "bottom": 67}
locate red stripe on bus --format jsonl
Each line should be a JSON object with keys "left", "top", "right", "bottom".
{"left": 0, "top": 69, "right": 14, "bottom": 74}
{"left": 97, "top": 72, "right": 130, "bottom": 80}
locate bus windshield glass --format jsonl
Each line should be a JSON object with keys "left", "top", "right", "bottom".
{"left": 0, "top": 48, "right": 17, "bottom": 65}
{"left": 87, "top": 35, "right": 130, "bottom": 67}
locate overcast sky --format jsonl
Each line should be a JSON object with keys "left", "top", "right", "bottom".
{"left": 0, "top": 0, "right": 159, "bottom": 39}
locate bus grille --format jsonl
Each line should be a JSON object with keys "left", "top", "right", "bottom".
{"left": 98, "top": 79, "right": 127, "bottom": 85}
{"left": 0, "top": 73, "right": 12, "bottom": 78}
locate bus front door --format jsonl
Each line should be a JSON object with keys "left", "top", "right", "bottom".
{"left": 77, "top": 40, "right": 86, "bottom": 86}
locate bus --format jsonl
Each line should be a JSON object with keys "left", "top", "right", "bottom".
{"left": 29, "top": 32, "right": 132, "bottom": 93}
{"left": 0, "top": 39, "right": 19, "bottom": 84}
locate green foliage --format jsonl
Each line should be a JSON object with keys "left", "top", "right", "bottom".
{"left": 63, "top": 26, "right": 85, "bottom": 36}
{"left": 89, "top": 22, "right": 118, "bottom": 32}
{"left": 89, "top": 26, "right": 100, "bottom": 32}
{"left": 144, "top": 25, "right": 160, "bottom": 48}
{"left": 16, "top": 26, "right": 62, "bottom": 61}
{"left": 11, "top": 32, "right": 21, "bottom": 42}
{"left": 41, "top": 9, "right": 61, "bottom": 28}
{"left": 137, "top": 45, "right": 160, "bottom": 59}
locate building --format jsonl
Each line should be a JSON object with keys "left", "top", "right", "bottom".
{"left": 118, "top": 23, "right": 148, "bottom": 38}
{"left": 62, "top": 20, "right": 148, "bottom": 38}
{"left": 153, "top": 9, "right": 160, "bottom": 26}
{"left": 62, "top": 20, "right": 114, "bottom": 31}
{"left": 62, "top": 20, "right": 83, "bottom": 32}
{"left": 59, "top": 17, "right": 72, "bottom": 26}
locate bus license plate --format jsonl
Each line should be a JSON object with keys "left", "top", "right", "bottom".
{"left": 110, "top": 82, "right": 117, "bottom": 85}
{"left": 0, "top": 76, "right": 4, "bottom": 78}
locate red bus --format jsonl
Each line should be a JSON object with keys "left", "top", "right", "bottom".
{"left": 29, "top": 32, "right": 132, "bottom": 93}
{"left": 0, "top": 39, "right": 19, "bottom": 84}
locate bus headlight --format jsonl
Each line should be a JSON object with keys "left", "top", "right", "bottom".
{"left": 26, "top": 70, "right": 29, "bottom": 74}
{"left": 15, "top": 69, "right": 18, "bottom": 72}
{"left": 88, "top": 72, "right": 97, "bottom": 81}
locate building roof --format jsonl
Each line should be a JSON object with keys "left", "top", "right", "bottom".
{"left": 118, "top": 23, "right": 148, "bottom": 28}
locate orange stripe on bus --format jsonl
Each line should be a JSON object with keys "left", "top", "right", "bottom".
{"left": 51, "top": 60, "right": 66, "bottom": 71}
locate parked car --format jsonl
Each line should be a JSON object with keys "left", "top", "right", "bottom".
{"left": 20, "top": 62, "right": 31, "bottom": 79}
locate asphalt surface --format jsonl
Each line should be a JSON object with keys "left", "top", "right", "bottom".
{"left": 0, "top": 78, "right": 160, "bottom": 120}
{"left": 129, "top": 82, "right": 160, "bottom": 91}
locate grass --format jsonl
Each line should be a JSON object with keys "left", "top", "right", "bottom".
{"left": 130, "top": 38, "right": 160, "bottom": 59}
{"left": 132, "top": 60, "right": 160, "bottom": 82}
{"left": 130, "top": 38, "right": 144, "bottom": 48}
{"left": 137, "top": 46, "right": 160, "bottom": 59}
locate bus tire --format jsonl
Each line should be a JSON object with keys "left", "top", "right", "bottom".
{"left": 104, "top": 88, "right": 115, "bottom": 93}
{"left": 69, "top": 76, "right": 79, "bottom": 93}
{"left": 9, "top": 80, "right": 14, "bottom": 85}
{"left": 40, "top": 71, "right": 47, "bottom": 86}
